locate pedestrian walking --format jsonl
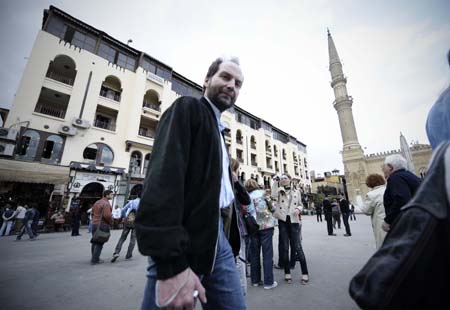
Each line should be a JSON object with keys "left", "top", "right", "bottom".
{"left": 245, "top": 179, "right": 277, "bottom": 290}
{"left": 349, "top": 204, "right": 356, "bottom": 221}
{"left": 90, "top": 190, "right": 113, "bottom": 265}
{"left": 272, "top": 173, "right": 310, "bottom": 285}
{"left": 111, "top": 193, "right": 141, "bottom": 263}
{"left": 315, "top": 201, "right": 323, "bottom": 222}
{"left": 16, "top": 205, "right": 37, "bottom": 241}
{"left": 136, "top": 56, "right": 245, "bottom": 310}
{"left": 70, "top": 199, "right": 81, "bottom": 236}
{"left": 357, "top": 174, "right": 387, "bottom": 249}
{"left": 13, "top": 203, "right": 26, "bottom": 233}
{"left": 30, "top": 203, "right": 40, "bottom": 237}
{"left": 331, "top": 199, "right": 341, "bottom": 229}
{"left": 339, "top": 196, "right": 352, "bottom": 236}
{"left": 0, "top": 204, "right": 15, "bottom": 236}
{"left": 323, "top": 197, "right": 335, "bottom": 236}
{"left": 381, "top": 154, "right": 421, "bottom": 232}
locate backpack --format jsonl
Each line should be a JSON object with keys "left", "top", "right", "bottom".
{"left": 349, "top": 141, "right": 450, "bottom": 310}
{"left": 125, "top": 210, "right": 136, "bottom": 228}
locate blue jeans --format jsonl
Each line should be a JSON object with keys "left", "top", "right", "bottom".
{"left": 17, "top": 220, "right": 34, "bottom": 239}
{"left": 141, "top": 219, "right": 246, "bottom": 310}
{"left": 250, "top": 228, "right": 274, "bottom": 286}
{"left": 279, "top": 217, "right": 309, "bottom": 275}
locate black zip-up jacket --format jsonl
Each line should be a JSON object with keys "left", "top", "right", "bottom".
{"left": 384, "top": 169, "right": 421, "bottom": 225}
{"left": 136, "top": 96, "right": 240, "bottom": 280}
{"left": 339, "top": 198, "right": 350, "bottom": 213}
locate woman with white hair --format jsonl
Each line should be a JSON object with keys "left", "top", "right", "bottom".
{"left": 381, "top": 154, "right": 421, "bottom": 232}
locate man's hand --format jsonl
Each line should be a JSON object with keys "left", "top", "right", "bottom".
{"left": 382, "top": 221, "right": 390, "bottom": 232}
{"left": 156, "top": 268, "right": 206, "bottom": 310}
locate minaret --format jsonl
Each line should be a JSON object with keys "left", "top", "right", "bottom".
{"left": 328, "top": 29, "right": 363, "bottom": 154}
{"left": 328, "top": 29, "right": 366, "bottom": 202}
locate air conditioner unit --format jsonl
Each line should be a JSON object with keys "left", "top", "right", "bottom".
{"left": 0, "top": 142, "right": 15, "bottom": 156}
{"left": 0, "top": 127, "right": 18, "bottom": 141}
{"left": 257, "top": 167, "right": 263, "bottom": 172}
{"left": 72, "top": 118, "right": 91, "bottom": 129}
{"left": 58, "top": 125, "right": 77, "bottom": 136}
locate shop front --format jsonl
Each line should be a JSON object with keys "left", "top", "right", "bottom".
{"left": 66, "top": 162, "right": 125, "bottom": 224}
{"left": 0, "top": 158, "right": 69, "bottom": 220}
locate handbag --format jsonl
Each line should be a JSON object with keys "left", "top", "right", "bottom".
{"left": 243, "top": 212, "right": 259, "bottom": 235}
{"left": 91, "top": 205, "right": 111, "bottom": 244}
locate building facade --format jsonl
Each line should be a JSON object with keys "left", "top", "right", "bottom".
{"left": 0, "top": 6, "right": 310, "bottom": 221}
{"left": 327, "top": 31, "right": 432, "bottom": 203}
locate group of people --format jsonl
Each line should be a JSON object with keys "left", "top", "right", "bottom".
{"left": 88, "top": 189, "right": 140, "bottom": 265}
{"left": 319, "top": 195, "right": 353, "bottom": 237}
{"left": 236, "top": 169, "right": 310, "bottom": 292}
{"left": 0, "top": 202, "right": 40, "bottom": 240}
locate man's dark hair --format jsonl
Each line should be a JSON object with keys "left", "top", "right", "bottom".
{"left": 103, "top": 190, "right": 113, "bottom": 197}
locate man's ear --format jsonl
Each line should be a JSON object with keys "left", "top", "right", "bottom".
{"left": 203, "top": 77, "right": 210, "bottom": 90}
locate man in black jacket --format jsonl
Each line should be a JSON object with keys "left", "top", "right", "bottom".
{"left": 382, "top": 154, "right": 421, "bottom": 232}
{"left": 339, "top": 196, "right": 352, "bottom": 236}
{"left": 323, "top": 198, "right": 335, "bottom": 236}
{"left": 136, "top": 56, "right": 245, "bottom": 310}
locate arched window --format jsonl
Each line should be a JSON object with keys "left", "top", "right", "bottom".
{"left": 83, "top": 143, "right": 114, "bottom": 165}
{"left": 143, "top": 153, "right": 151, "bottom": 176}
{"left": 143, "top": 89, "right": 161, "bottom": 111}
{"left": 236, "top": 130, "right": 243, "bottom": 144}
{"left": 273, "top": 145, "right": 278, "bottom": 157}
{"left": 265, "top": 140, "right": 271, "bottom": 152}
{"left": 250, "top": 136, "right": 256, "bottom": 149}
{"left": 41, "top": 135, "right": 64, "bottom": 164}
{"left": 16, "top": 130, "right": 40, "bottom": 161}
{"left": 46, "top": 55, "right": 77, "bottom": 85}
{"left": 129, "top": 151, "right": 143, "bottom": 175}
{"left": 100, "top": 146, "right": 114, "bottom": 165}
{"left": 100, "top": 75, "right": 122, "bottom": 102}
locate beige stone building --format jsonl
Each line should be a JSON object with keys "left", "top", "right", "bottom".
{"left": 0, "top": 6, "right": 310, "bottom": 220}
{"left": 327, "top": 31, "right": 432, "bottom": 203}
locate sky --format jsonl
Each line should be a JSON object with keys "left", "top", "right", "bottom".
{"left": 0, "top": 0, "right": 449, "bottom": 175}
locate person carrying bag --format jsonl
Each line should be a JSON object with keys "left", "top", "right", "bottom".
{"left": 90, "top": 190, "right": 113, "bottom": 264}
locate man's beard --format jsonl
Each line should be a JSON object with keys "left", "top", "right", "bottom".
{"left": 209, "top": 88, "right": 236, "bottom": 112}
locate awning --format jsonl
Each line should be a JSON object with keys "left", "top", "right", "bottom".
{"left": 0, "top": 158, "right": 70, "bottom": 185}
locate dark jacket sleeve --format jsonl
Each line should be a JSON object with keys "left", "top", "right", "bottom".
{"left": 384, "top": 176, "right": 414, "bottom": 224}
{"left": 135, "top": 97, "right": 195, "bottom": 280}
{"left": 234, "top": 181, "right": 250, "bottom": 205}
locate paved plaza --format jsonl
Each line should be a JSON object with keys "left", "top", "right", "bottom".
{"left": 0, "top": 215, "right": 375, "bottom": 309}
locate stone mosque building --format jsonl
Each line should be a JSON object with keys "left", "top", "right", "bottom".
{"left": 327, "top": 30, "right": 432, "bottom": 203}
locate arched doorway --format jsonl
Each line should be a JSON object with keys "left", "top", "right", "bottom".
{"left": 129, "top": 184, "right": 143, "bottom": 200}
{"left": 78, "top": 182, "right": 104, "bottom": 225}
